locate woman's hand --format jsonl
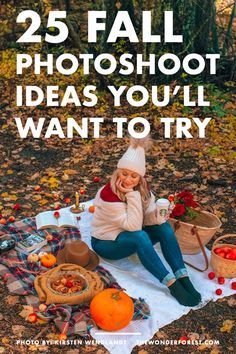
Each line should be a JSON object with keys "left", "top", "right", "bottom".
{"left": 116, "top": 179, "right": 133, "bottom": 193}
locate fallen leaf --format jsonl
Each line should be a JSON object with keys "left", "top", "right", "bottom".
{"left": 227, "top": 298, "right": 236, "bottom": 307}
{"left": 220, "top": 319, "right": 234, "bottom": 333}
{"left": 19, "top": 305, "right": 34, "bottom": 319}
{"left": 173, "top": 171, "right": 184, "bottom": 178}
{"left": 64, "top": 169, "right": 77, "bottom": 175}
{"left": 187, "top": 332, "right": 200, "bottom": 340}
{"left": 6, "top": 295, "right": 19, "bottom": 305}
{"left": 210, "top": 348, "right": 221, "bottom": 354}
{"left": 30, "top": 173, "right": 40, "bottom": 181}
{"left": 38, "top": 199, "right": 49, "bottom": 206}
{"left": 1, "top": 338, "right": 9, "bottom": 344}
{"left": 12, "top": 325, "right": 26, "bottom": 337}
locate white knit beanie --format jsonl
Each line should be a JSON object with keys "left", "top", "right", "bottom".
{"left": 117, "top": 137, "right": 150, "bottom": 177}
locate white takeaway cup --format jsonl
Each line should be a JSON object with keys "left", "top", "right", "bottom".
{"left": 156, "top": 198, "right": 170, "bottom": 224}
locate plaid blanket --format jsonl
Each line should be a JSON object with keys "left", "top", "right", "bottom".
{"left": 0, "top": 218, "right": 150, "bottom": 337}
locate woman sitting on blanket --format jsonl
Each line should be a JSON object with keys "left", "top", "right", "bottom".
{"left": 91, "top": 137, "right": 201, "bottom": 306}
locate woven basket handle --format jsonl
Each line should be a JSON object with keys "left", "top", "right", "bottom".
{"left": 212, "top": 234, "right": 236, "bottom": 248}
{"left": 197, "top": 203, "right": 215, "bottom": 214}
{"left": 172, "top": 220, "right": 209, "bottom": 272}
{"left": 183, "top": 225, "right": 209, "bottom": 272}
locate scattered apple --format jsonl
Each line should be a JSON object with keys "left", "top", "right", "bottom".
{"left": 88, "top": 205, "right": 95, "bottom": 213}
{"left": 0, "top": 218, "right": 7, "bottom": 225}
{"left": 179, "top": 336, "right": 188, "bottom": 344}
{"left": 79, "top": 189, "right": 86, "bottom": 195}
{"left": 13, "top": 203, "right": 21, "bottom": 210}
{"left": 215, "top": 289, "right": 222, "bottom": 296}
{"left": 54, "top": 211, "right": 60, "bottom": 218}
{"left": 218, "top": 277, "right": 225, "bottom": 285}
{"left": 52, "top": 193, "right": 60, "bottom": 201}
{"left": 64, "top": 197, "right": 71, "bottom": 204}
{"left": 58, "top": 333, "right": 67, "bottom": 340}
{"left": 27, "top": 313, "right": 38, "bottom": 323}
{"left": 54, "top": 204, "right": 60, "bottom": 210}
{"left": 93, "top": 176, "right": 100, "bottom": 183}
{"left": 8, "top": 216, "right": 15, "bottom": 223}
{"left": 208, "top": 272, "right": 215, "bottom": 280}
{"left": 34, "top": 185, "right": 41, "bottom": 191}
{"left": 231, "top": 282, "right": 236, "bottom": 290}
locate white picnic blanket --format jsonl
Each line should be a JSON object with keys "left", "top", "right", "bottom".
{"left": 78, "top": 201, "right": 236, "bottom": 354}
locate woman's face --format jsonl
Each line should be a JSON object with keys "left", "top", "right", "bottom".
{"left": 118, "top": 169, "right": 140, "bottom": 189}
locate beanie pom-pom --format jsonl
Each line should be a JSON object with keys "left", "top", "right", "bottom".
{"left": 129, "top": 135, "right": 152, "bottom": 151}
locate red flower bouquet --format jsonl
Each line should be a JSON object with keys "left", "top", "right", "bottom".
{"left": 169, "top": 191, "right": 199, "bottom": 221}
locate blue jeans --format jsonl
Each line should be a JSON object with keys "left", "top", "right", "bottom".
{"left": 91, "top": 222, "right": 187, "bottom": 286}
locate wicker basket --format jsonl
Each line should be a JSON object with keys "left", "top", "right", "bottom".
{"left": 210, "top": 234, "right": 236, "bottom": 278}
{"left": 169, "top": 210, "right": 222, "bottom": 255}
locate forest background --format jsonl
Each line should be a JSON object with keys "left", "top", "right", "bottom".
{"left": 0, "top": 0, "right": 235, "bottom": 353}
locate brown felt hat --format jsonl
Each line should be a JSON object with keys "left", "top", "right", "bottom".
{"left": 56, "top": 240, "right": 99, "bottom": 270}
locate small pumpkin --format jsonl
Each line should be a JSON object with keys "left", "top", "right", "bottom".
{"left": 27, "top": 254, "right": 39, "bottom": 263}
{"left": 90, "top": 288, "right": 134, "bottom": 331}
{"left": 40, "top": 253, "right": 57, "bottom": 268}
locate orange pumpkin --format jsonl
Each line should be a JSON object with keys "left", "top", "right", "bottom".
{"left": 40, "top": 253, "right": 57, "bottom": 268}
{"left": 90, "top": 288, "right": 134, "bottom": 331}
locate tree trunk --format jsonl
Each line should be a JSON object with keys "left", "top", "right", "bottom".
{"left": 194, "top": 0, "right": 213, "bottom": 53}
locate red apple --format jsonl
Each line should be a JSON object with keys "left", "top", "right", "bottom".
{"left": 0, "top": 218, "right": 7, "bottom": 225}
{"left": 231, "top": 282, "right": 236, "bottom": 290}
{"left": 8, "top": 216, "right": 15, "bottom": 223}
{"left": 225, "top": 250, "right": 236, "bottom": 260}
{"left": 218, "top": 277, "right": 225, "bottom": 285}
{"left": 214, "top": 247, "right": 223, "bottom": 255}
{"left": 79, "top": 189, "right": 86, "bottom": 195}
{"left": 34, "top": 185, "right": 41, "bottom": 191}
{"left": 225, "top": 251, "right": 236, "bottom": 260}
{"left": 93, "top": 176, "right": 100, "bottom": 183}
{"left": 58, "top": 333, "right": 67, "bottom": 340}
{"left": 27, "top": 313, "right": 38, "bottom": 323}
{"left": 54, "top": 211, "right": 60, "bottom": 218}
{"left": 64, "top": 197, "right": 71, "bottom": 204}
{"left": 66, "top": 280, "right": 73, "bottom": 288}
{"left": 215, "top": 289, "right": 222, "bottom": 295}
{"left": 179, "top": 336, "right": 188, "bottom": 344}
{"left": 208, "top": 272, "right": 215, "bottom": 280}
{"left": 218, "top": 251, "right": 226, "bottom": 258}
{"left": 13, "top": 203, "right": 21, "bottom": 210}
{"left": 221, "top": 247, "right": 232, "bottom": 255}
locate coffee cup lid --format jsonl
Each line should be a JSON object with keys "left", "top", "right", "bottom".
{"left": 156, "top": 198, "right": 170, "bottom": 206}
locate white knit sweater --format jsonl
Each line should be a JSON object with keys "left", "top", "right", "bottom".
{"left": 91, "top": 187, "right": 163, "bottom": 241}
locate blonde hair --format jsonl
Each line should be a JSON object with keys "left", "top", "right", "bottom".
{"left": 110, "top": 169, "right": 151, "bottom": 209}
